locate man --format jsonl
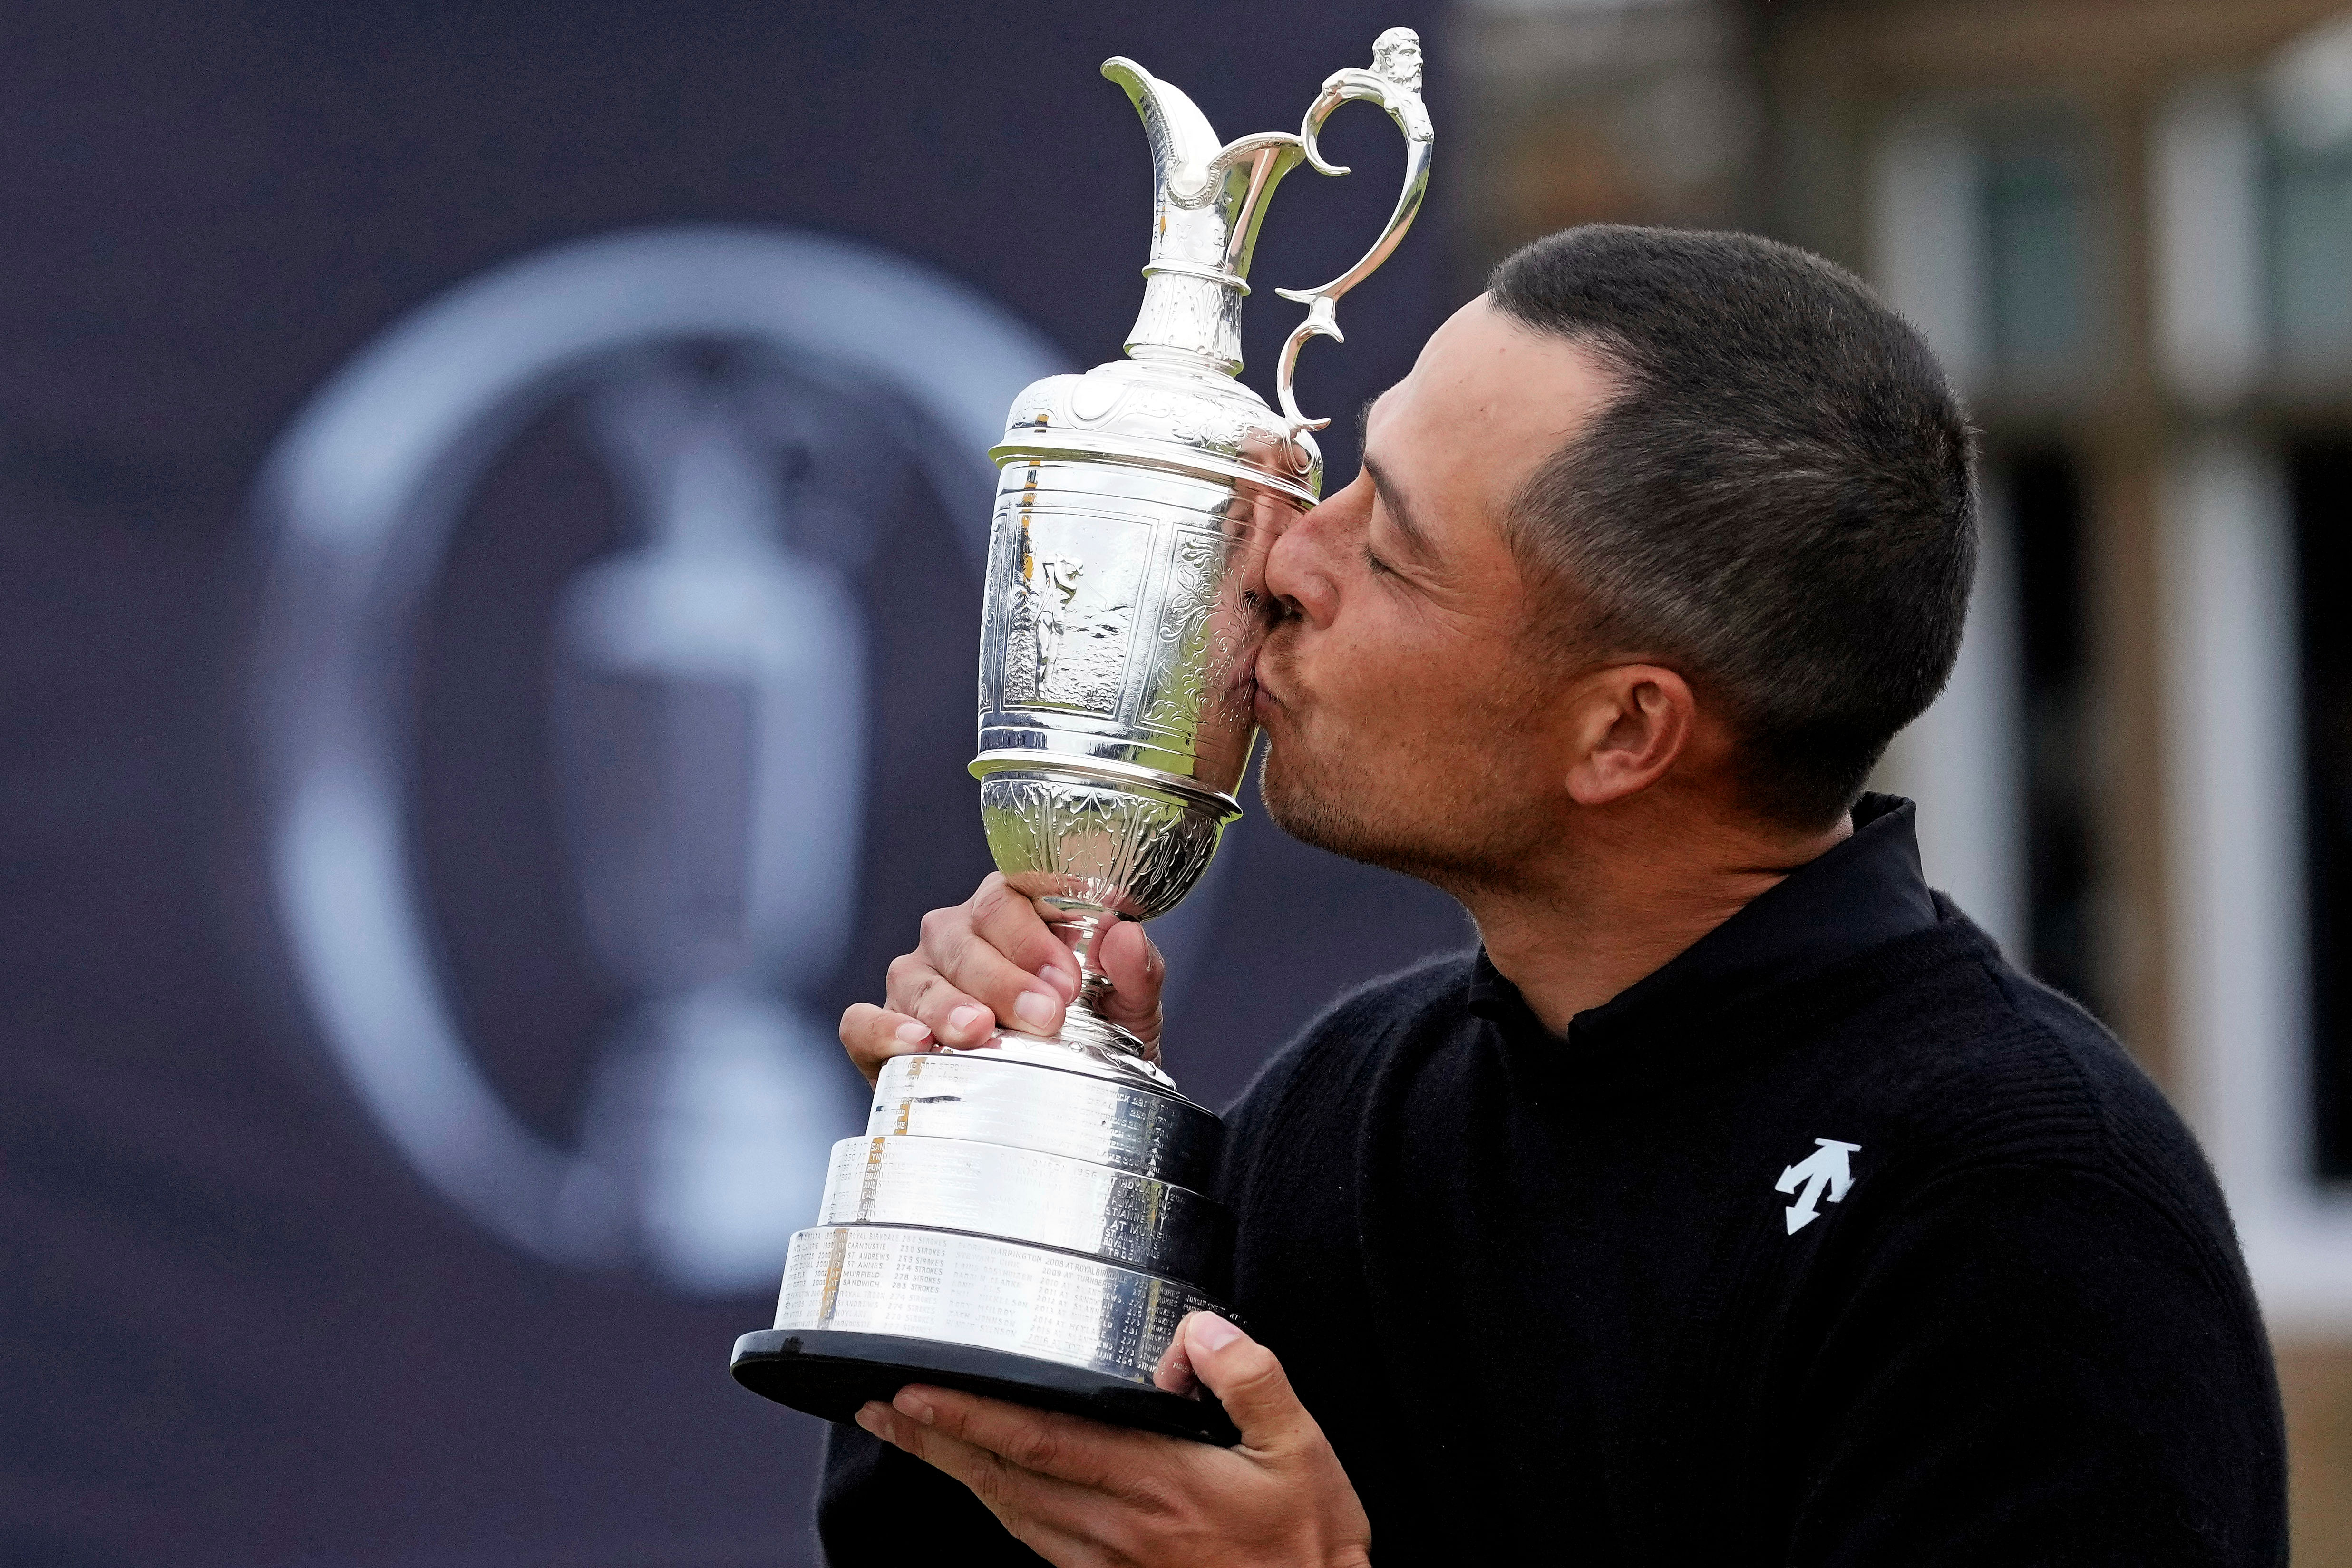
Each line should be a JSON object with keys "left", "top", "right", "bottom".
{"left": 819, "top": 226, "right": 2287, "bottom": 1566}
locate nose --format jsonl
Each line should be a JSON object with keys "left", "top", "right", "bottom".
{"left": 1264, "top": 470, "right": 1368, "bottom": 630}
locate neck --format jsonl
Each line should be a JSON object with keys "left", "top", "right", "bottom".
{"left": 1464, "top": 797, "right": 1852, "bottom": 1035}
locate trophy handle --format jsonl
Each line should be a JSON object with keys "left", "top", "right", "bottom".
{"left": 1272, "top": 27, "right": 1435, "bottom": 445}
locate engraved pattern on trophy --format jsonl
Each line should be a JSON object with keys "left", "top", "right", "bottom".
{"left": 734, "top": 28, "right": 1432, "bottom": 1438}
{"left": 978, "top": 771, "right": 1222, "bottom": 921}
{"left": 1030, "top": 551, "right": 1085, "bottom": 691}
{"left": 989, "top": 489, "right": 1035, "bottom": 706}
{"left": 991, "top": 498, "right": 1149, "bottom": 718}
{"left": 1134, "top": 528, "right": 1230, "bottom": 752}
{"left": 978, "top": 464, "right": 1280, "bottom": 791}
{"left": 1136, "top": 489, "right": 1284, "bottom": 776}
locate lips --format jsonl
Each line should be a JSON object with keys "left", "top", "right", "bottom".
{"left": 1227, "top": 647, "right": 1260, "bottom": 707}
{"left": 1248, "top": 655, "right": 1284, "bottom": 727}
{"left": 1251, "top": 620, "right": 1305, "bottom": 720}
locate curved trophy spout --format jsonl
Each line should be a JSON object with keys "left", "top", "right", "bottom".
{"left": 1102, "top": 57, "right": 1307, "bottom": 377}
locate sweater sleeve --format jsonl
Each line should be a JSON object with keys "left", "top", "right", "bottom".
{"left": 1780, "top": 1163, "right": 2286, "bottom": 1568}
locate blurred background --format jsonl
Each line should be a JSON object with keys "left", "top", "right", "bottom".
{"left": 4, "top": 0, "right": 2350, "bottom": 1562}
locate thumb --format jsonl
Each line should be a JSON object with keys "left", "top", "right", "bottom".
{"left": 1092, "top": 919, "right": 1165, "bottom": 1051}
{"left": 1179, "top": 1312, "right": 1314, "bottom": 1454}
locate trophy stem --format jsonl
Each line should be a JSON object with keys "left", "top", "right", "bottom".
{"left": 1051, "top": 906, "right": 1119, "bottom": 1014}
{"left": 1039, "top": 905, "right": 1142, "bottom": 1061}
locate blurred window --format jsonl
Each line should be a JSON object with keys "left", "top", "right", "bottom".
{"left": 2267, "top": 133, "right": 2352, "bottom": 375}
{"left": 2294, "top": 437, "right": 2352, "bottom": 1182}
{"left": 1983, "top": 122, "right": 2097, "bottom": 389}
{"left": 1868, "top": 111, "right": 2103, "bottom": 1006}
{"left": 1869, "top": 107, "right": 2100, "bottom": 401}
{"left": 2266, "top": 15, "right": 2352, "bottom": 382}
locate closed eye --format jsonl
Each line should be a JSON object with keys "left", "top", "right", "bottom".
{"left": 1362, "top": 542, "right": 1396, "bottom": 576}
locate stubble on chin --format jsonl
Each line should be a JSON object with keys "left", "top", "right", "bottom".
{"left": 1259, "top": 731, "right": 1351, "bottom": 842}
{"left": 1258, "top": 736, "right": 1466, "bottom": 888}
{"left": 1257, "top": 741, "right": 1344, "bottom": 852}
{"left": 1258, "top": 712, "right": 1557, "bottom": 896}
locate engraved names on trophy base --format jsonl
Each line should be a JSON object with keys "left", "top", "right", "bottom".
{"left": 764, "top": 1048, "right": 1232, "bottom": 1390}
{"left": 814, "top": 1133, "right": 1228, "bottom": 1279}
{"left": 777, "top": 1225, "right": 1217, "bottom": 1384}
{"left": 865, "top": 1052, "right": 1220, "bottom": 1188}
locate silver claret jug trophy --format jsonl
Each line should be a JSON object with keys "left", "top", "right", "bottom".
{"left": 731, "top": 28, "right": 1433, "bottom": 1442}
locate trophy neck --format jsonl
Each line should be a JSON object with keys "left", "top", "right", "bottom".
{"left": 1044, "top": 905, "right": 1122, "bottom": 1022}
{"left": 1125, "top": 275, "right": 1247, "bottom": 378}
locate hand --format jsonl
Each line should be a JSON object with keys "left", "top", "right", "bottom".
{"left": 855, "top": 1311, "right": 1372, "bottom": 1568}
{"left": 837, "top": 873, "right": 1167, "bottom": 1087}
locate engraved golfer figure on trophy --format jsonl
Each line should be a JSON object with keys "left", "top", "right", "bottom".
{"left": 733, "top": 26, "right": 1434, "bottom": 1440}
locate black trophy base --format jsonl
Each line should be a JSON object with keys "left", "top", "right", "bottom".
{"left": 730, "top": 1328, "right": 1239, "bottom": 1446}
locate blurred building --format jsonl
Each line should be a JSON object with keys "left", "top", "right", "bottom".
{"left": 1459, "top": 0, "right": 2352, "bottom": 1554}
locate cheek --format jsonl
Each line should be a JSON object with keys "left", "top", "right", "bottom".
{"left": 1308, "top": 603, "right": 1482, "bottom": 731}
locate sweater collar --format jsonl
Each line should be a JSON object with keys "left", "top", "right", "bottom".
{"left": 1466, "top": 794, "right": 1940, "bottom": 1046}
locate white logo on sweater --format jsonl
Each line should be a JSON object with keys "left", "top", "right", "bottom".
{"left": 1776, "top": 1139, "right": 1861, "bottom": 1233}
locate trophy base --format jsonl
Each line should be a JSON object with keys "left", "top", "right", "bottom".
{"left": 730, "top": 1328, "right": 1239, "bottom": 1445}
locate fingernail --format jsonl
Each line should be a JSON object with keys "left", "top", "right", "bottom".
{"left": 894, "top": 1020, "right": 932, "bottom": 1045}
{"left": 1041, "top": 964, "right": 1077, "bottom": 999}
{"left": 947, "top": 1004, "right": 990, "bottom": 1037}
{"left": 893, "top": 1390, "right": 936, "bottom": 1425}
{"left": 1190, "top": 1312, "right": 1242, "bottom": 1353}
{"left": 1012, "top": 990, "right": 1059, "bottom": 1031}
{"left": 855, "top": 1402, "right": 890, "bottom": 1438}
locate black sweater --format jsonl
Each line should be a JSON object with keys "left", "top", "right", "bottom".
{"left": 818, "top": 797, "right": 2286, "bottom": 1565}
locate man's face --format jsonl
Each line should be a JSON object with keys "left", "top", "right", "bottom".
{"left": 1251, "top": 296, "right": 1619, "bottom": 887}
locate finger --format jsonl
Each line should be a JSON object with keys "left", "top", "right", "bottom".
{"left": 856, "top": 1402, "right": 1118, "bottom": 1563}
{"left": 1151, "top": 1325, "right": 1200, "bottom": 1396}
{"left": 890, "top": 1384, "right": 1176, "bottom": 1493}
{"left": 1091, "top": 920, "right": 1165, "bottom": 1050}
{"left": 916, "top": 905, "right": 1068, "bottom": 1040}
{"left": 838, "top": 1003, "right": 934, "bottom": 1087}
{"left": 966, "top": 877, "right": 1082, "bottom": 1000}
{"left": 856, "top": 1398, "right": 1013, "bottom": 1489}
{"left": 884, "top": 953, "right": 1001, "bottom": 1048}
{"left": 1177, "top": 1313, "right": 1316, "bottom": 1455}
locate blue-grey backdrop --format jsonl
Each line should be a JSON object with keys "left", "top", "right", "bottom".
{"left": 0, "top": 3, "right": 1462, "bottom": 1564}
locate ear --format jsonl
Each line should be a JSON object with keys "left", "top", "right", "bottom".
{"left": 1561, "top": 664, "right": 1695, "bottom": 807}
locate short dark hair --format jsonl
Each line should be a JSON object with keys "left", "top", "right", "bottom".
{"left": 1488, "top": 225, "right": 1977, "bottom": 829}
